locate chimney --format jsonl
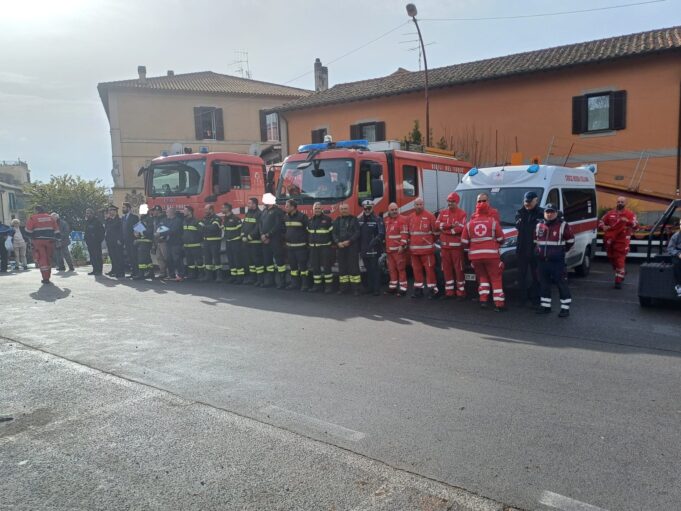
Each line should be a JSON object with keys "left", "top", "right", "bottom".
{"left": 138, "top": 65, "right": 147, "bottom": 84}
{"left": 314, "top": 58, "right": 328, "bottom": 92}
{"left": 167, "top": 70, "right": 174, "bottom": 76}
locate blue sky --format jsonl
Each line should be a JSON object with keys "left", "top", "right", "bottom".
{"left": 0, "top": 0, "right": 679, "bottom": 186}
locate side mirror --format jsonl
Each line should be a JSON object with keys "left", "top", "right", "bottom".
{"left": 371, "top": 178, "right": 384, "bottom": 199}
{"left": 205, "top": 195, "right": 217, "bottom": 203}
{"left": 369, "top": 163, "right": 382, "bottom": 179}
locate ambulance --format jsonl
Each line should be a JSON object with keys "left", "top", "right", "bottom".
{"left": 455, "top": 164, "right": 598, "bottom": 282}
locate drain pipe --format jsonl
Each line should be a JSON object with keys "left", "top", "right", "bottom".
{"left": 676, "top": 81, "right": 681, "bottom": 196}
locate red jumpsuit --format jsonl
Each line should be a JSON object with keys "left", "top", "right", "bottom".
{"left": 599, "top": 208, "right": 638, "bottom": 284}
{"left": 384, "top": 214, "right": 409, "bottom": 294}
{"left": 25, "top": 212, "right": 60, "bottom": 282}
{"left": 437, "top": 206, "right": 468, "bottom": 297}
{"left": 462, "top": 207, "right": 505, "bottom": 308}
{"left": 407, "top": 210, "right": 439, "bottom": 292}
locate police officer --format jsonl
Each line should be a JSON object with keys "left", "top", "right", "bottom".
{"left": 259, "top": 193, "right": 286, "bottom": 289}
{"left": 534, "top": 203, "right": 575, "bottom": 317}
{"left": 307, "top": 202, "right": 334, "bottom": 293}
{"left": 182, "top": 206, "right": 203, "bottom": 279}
{"left": 284, "top": 199, "right": 310, "bottom": 291}
{"left": 515, "top": 191, "right": 544, "bottom": 307}
{"left": 332, "top": 202, "right": 361, "bottom": 296}
{"left": 105, "top": 205, "right": 125, "bottom": 278}
{"left": 358, "top": 200, "right": 385, "bottom": 296}
{"left": 222, "top": 203, "right": 244, "bottom": 284}
{"left": 199, "top": 205, "right": 223, "bottom": 282}
{"left": 241, "top": 197, "right": 263, "bottom": 285}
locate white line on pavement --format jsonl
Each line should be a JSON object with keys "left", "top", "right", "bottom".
{"left": 539, "top": 490, "right": 609, "bottom": 511}
{"left": 259, "top": 405, "right": 366, "bottom": 442}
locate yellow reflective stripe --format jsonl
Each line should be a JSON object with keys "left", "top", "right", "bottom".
{"left": 243, "top": 218, "right": 257, "bottom": 223}
{"left": 136, "top": 239, "right": 153, "bottom": 243}
{"left": 310, "top": 243, "right": 331, "bottom": 247}
{"left": 307, "top": 228, "right": 332, "bottom": 234}
{"left": 285, "top": 221, "right": 304, "bottom": 227}
{"left": 205, "top": 237, "right": 222, "bottom": 241}
{"left": 224, "top": 226, "right": 241, "bottom": 231}
{"left": 184, "top": 225, "right": 198, "bottom": 231}
{"left": 286, "top": 242, "right": 307, "bottom": 247}
{"left": 184, "top": 243, "right": 201, "bottom": 248}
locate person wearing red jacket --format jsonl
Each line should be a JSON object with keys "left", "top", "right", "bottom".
{"left": 438, "top": 192, "right": 468, "bottom": 299}
{"left": 462, "top": 200, "right": 506, "bottom": 311}
{"left": 477, "top": 192, "right": 500, "bottom": 222}
{"left": 384, "top": 202, "right": 409, "bottom": 296}
{"left": 599, "top": 196, "right": 638, "bottom": 289}
{"left": 25, "top": 204, "right": 61, "bottom": 284}
{"left": 407, "top": 198, "right": 439, "bottom": 299}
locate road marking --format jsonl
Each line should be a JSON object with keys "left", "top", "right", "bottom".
{"left": 260, "top": 405, "right": 366, "bottom": 442}
{"left": 539, "top": 491, "right": 609, "bottom": 511}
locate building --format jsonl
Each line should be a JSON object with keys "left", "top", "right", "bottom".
{"left": 269, "top": 26, "right": 681, "bottom": 211}
{"left": 97, "top": 67, "right": 310, "bottom": 206}
{"left": 0, "top": 159, "right": 30, "bottom": 223}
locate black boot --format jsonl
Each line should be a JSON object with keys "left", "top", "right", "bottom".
{"left": 337, "top": 283, "right": 347, "bottom": 295}
{"left": 215, "top": 270, "right": 225, "bottom": 283}
{"left": 262, "top": 272, "right": 274, "bottom": 288}
{"left": 255, "top": 273, "right": 265, "bottom": 287}
{"left": 300, "top": 276, "right": 310, "bottom": 292}
{"left": 352, "top": 283, "right": 361, "bottom": 297}
{"left": 286, "top": 275, "right": 299, "bottom": 290}
{"left": 411, "top": 287, "right": 424, "bottom": 299}
{"left": 276, "top": 272, "right": 287, "bottom": 290}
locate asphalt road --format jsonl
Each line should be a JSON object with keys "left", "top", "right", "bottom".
{"left": 1, "top": 262, "right": 680, "bottom": 511}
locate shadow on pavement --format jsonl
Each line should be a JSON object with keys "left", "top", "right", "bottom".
{"left": 29, "top": 285, "right": 72, "bottom": 302}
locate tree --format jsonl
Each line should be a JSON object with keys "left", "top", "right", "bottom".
{"left": 402, "top": 120, "right": 423, "bottom": 146}
{"left": 24, "top": 175, "right": 109, "bottom": 231}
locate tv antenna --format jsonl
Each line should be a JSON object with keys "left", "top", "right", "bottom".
{"left": 399, "top": 32, "right": 435, "bottom": 71}
{"left": 232, "top": 50, "right": 252, "bottom": 79}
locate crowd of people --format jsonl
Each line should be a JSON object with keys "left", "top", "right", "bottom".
{"left": 3, "top": 192, "right": 676, "bottom": 310}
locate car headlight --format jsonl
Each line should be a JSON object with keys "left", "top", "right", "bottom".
{"left": 501, "top": 236, "right": 517, "bottom": 248}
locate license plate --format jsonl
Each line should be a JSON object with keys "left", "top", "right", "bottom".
{"left": 464, "top": 273, "right": 476, "bottom": 281}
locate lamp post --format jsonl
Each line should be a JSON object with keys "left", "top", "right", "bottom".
{"left": 406, "top": 3, "right": 430, "bottom": 147}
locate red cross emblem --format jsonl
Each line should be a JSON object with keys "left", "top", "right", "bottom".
{"left": 473, "top": 223, "right": 488, "bottom": 237}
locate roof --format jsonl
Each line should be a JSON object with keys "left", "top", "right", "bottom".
{"left": 274, "top": 25, "right": 681, "bottom": 112}
{"left": 98, "top": 71, "right": 311, "bottom": 116}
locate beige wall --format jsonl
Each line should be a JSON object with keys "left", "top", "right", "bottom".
{"left": 105, "top": 89, "right": 291, "bottom": 206}
{"left": 282, "top": 53, "right": 681, "bottom": 211}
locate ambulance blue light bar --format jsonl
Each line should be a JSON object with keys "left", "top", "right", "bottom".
{"left": 298, "top": 139, "right": 370, "bottom": 153}
{"left": 527, "top": 164, "right": 540, "bottom": 173}
{"left": 467, "top": 167, "right": 479, "bottom": 177}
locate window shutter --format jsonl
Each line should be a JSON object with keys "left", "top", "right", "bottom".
{"left": 193, "top": 107, "right": 203, "bottom": 140}
{"left": 260, "top": 111, "right": 268, "bottom": 142}
{"left": 215, "top": 108, "right": 224, "bottom": 140}
{"left": 350, "top": 124, "right": 361, "bottom": 139}
{"left": 572, "top": 96, "right": 586, "bottom": 134}
{"left": 375, "top": 121, "right": 386, "bottom": 141}
{"left": 311, "top": 129, "right": 323, "bottom": 143}
{"left": 611, "top": 90, "right": 627, "bottom": 130}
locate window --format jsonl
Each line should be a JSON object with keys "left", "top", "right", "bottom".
{"left": 561, "top": 188, "right": 596, "bottom": 222}
{"left": 265, "top": 113, "right": 279, "bottom": 141}
{"left": 194, "top": 107, "right": 224, "bottom": 140}
{"left": 458, "top": 187, "right": 544, "bottom": 227}
{"left": 546, "top": 188, "right": 560, "bottom": 209}
{"left": 350, "top": 121, "right": 386, "bottom": 142}
{"left": 149, "top": 160, "right": 206, "bottom": 197}
{"left": 8, "top": 192, "right": 16, "bottom": 210}
{"left": 311, "top": 128, "right": 327, "bottom": 143}
{"left": 358, "top": 160, "right": 382, "bottom": 202}
{"left": 572, "top": 91, "right": 626, "bottom": 134}
{"left": 213, "top": 164, "right": 251, "bottom": 193}
{"left": 402, "top": 165, "right": 418, "bottom": 197}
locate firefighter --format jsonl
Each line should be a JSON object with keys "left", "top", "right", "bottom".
{"left": 515, "top": 191, "right": 544, "bottom": 306}
{"left": 25, "top": 204, "right": 60, "bottom": 284}
{"left": 199, "top": 204, "right": 223, "bottom": 282}
{"left": 462, "top": 199, "right": 506, "bottom": 311}
{"left": 132, "top": 207, "right": 154, "bottom": 280}
{"left": 307, "top": 202, "right": 334, "bottom": 293}
{"left": 535, "top": 203, "right": 575, "bottom": 317}
{"left": 406, "top": 198, "right": 439, "bottom": 299}
{"left": 599, "top": 196, "right": 638, "bottom": 289}
{"left": 241, "top": 197, "right": 263, "bottom": 285}
{"left": 437, "top": 192, "right": 468, "bottom": 300}
{"left": 182, "top": 205, "right": 203, "bottom": 279}
{"left": 332, "top": 202, "right": 361, "bottom": 295}
{"left": 260, "top": 193, "right": 286, "bottom": 289}
{"left": 384, "top": 202, "right": 409, "bottom": 296}
{"left": 222, "top": 203, "right": 244, "bottom": 284}
{"left": 359, "top": 200, "right": 385, "bottom": 296}
{"left": 284, "top": 199, "right": 309, "bottom": 291}
{"left": 104, "top": 205, "right": 125, "bottom": 278}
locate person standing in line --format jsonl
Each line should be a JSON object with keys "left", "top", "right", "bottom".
{"left": 332, "top": 202, "right": 361, "bottom": 296}
{"left": 120, "top": 202, "right": 139, "bottom": 276}
{"left": 599, "top": 196, "right": 638, "bottom": 289}
{"left": 406, "top": 198, "right": 439, "bottom": 299}
{"left": 132, "top": 208, "right": 155, "bottom": 280}
{"left": 10, "top": 219, "right": 28, "bottom": 271}
{"left": 163, "top": 207, "right": 184, "bottom": 282}
{"left": 199, "top": 204, "right": 223, "bottom": 282}
{"left": 151, "top": 205, "right": 169, "bottom": 279}
{"left": 25, "top": 205, "right": 60, "bottom": 284}
{"left": 241, "top": 197, "right": 263, "bottom": 285}
{"left": 221, "top": 203, "right": 244, "bottom": 284}
{"left": 384, "top": 202, "right": 409, "bottom": 296}
{"left": 437, "top": 192, "right": 468, "bottom": 300}
{"left": 515, "top": 191, "right": 544, "bottom": 306}
{"left": 104, "top": 205, "right": 125, "bottom": 278}
{"left": 283, "top": 199, "right": 310, "bottom": 291}
{"left": 307, "top": 202, "right": 335, "bottom": 293}
{"left": 259, "top": 193, "right": 287, "bottom": 289}
{"left": 84, "top": 208, "right": 105, "bottom": 276}
{"left": 358, "top": 200, "right": 385, "bottom": 296}
{"left": 0, "top": 221, "right": 13, "bottom": 273}
{"left": 182, "top": 206, "right": 203, "bottom": 280}
{"left": 51, "top": 213, "right": 75, "bottom": 272}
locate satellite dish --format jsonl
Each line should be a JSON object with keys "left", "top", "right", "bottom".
{"left": 248, "top": 143, "right": 260, "bottom": 156}
{"left": 171, "top": 142, "right": 183, "bottom": 155}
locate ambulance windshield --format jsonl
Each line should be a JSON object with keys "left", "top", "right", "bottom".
{"left": 277, "top": 158, "right": 354, "bottom": 203}
{"left": 457, "top": 187, "right": 543, "bottom": 226}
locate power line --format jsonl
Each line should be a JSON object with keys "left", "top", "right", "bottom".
{"left": 420, "top": 0, "right": 665, "bottom": 22}
{"left": 283, "top": 21, "right": 410, "bottom": 85}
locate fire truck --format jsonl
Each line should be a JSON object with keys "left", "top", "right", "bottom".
{"left": 139, "top": 149, "right": 267, "bottom": 214}
{"left": 275, "top": 139, "right": 472, "bottom": 217}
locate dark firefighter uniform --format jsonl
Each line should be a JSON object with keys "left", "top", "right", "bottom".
{"left": 358, "top": 207, "right": 385, "bottom": 295}
{"left": 200, "top": 212, "right": 223, "bottom": 282}
{"left": 241, "top": 207, "right": 263, "bottom": 285}
{"left": 223, "top": 212, "right": 244, "bottom": 283}
{"left": 284, "top": 210, "right": 309, "bottom": 290}
{"left": 133, "top": 215, "right": 155, "bottom": 279}
{"left": 182, "top": 215, "right": 203, "bottom": 279}
{"left": 332, "top": 214, "right": 361, "bottom": 295}
{"left": 307, "top": 213, "right": 334, "bottom": 293}
{"left": 259, "top": 205, "right": 287, "bottom": 288}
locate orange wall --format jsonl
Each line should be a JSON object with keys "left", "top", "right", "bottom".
{"left": 283, "top": 53, "right": 681, "bottom": 211}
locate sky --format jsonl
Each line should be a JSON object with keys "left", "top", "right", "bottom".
{"left": 1, "top": 0, "right": 679, "bottom": 188}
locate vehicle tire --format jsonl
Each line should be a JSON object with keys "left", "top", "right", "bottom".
{"left": 574, "top": 246, "right": 592, "bottom": 277}
{"left": 639, "top": 295, "right": 653, "bottom": 307}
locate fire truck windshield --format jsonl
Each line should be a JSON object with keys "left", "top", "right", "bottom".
{"left": 148, "top": 159, "right": 206, "bottom": 197}
{"left": 277, "top": 158, "right": 354, "bottom": 203}
{"left": 457, "top": 187, "right": 543, "bottom": 227}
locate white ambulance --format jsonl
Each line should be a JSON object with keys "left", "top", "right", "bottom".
{"left": 455, "top": 164, "right": 598, "bottom": 282}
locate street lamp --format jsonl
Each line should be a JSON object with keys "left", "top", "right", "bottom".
{"left": 406, "top": 3, "right": 430, "bottom": 147}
